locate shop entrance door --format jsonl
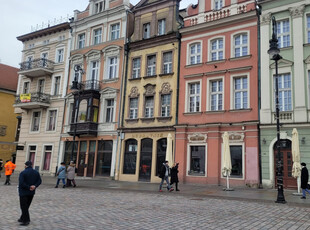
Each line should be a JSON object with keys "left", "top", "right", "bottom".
{"left": 77, "top": 141, "right": 87, "bottom": 176}
{"left": 139, "top": 138, "right": 153, "bottom": 182}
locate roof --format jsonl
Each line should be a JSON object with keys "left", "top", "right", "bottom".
{"left": 0, "top": 63, "right": 18, "bottom": 92}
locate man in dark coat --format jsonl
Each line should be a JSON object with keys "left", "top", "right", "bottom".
{"left": 159, "top": 161, "right": 174, "bottom": 192}
{"left": 18, "top": 161, "right": 42, "bottom": 226}
{"left": 170, "top": 163, "right": 180, "bottom": 191}
{"left": 300, "top": 162, "right": 310, "bottom": 199}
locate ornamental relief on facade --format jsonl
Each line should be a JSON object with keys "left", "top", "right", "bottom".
{"left": 160, "top": 82, "right": 172, "bottom": 94}
{"left": 144, "top": 84, "right": 156, "bottom": 96}
{"left": 188, "top": 133, "right": 207, "bottom": 143}
{"left": 289, "top": 5, "right": 305, "bottom": 18}
{"left": 129, "top": 86, "right": 139, "bottom": 98}
{"left": 0, "top": 125, "right": 7, "bottom": 136}
{"left": 261, "top": 13, "right": 271, "bottom": 26}
{"left": 221, "top": 132, "right": 244, "bottom": 142}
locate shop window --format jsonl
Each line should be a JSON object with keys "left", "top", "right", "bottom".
{"left": 230, "top": 145, "right": 243, "bottom": 178}
{"left": 97, "top": 140, "right": 113, "bottom": 176}
{"left": 123, "top": 139, "right": 137, "bottom": 174}
{"left": 189, "top": 145, "right": 205, "bottom": 175}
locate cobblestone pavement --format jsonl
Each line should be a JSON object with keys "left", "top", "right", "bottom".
{"left": 1, "top": 182, "right": 310, "bottom": 230}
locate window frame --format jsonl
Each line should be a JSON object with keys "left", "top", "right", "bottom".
{"left": 30, "top": 110, "right": 42, "bottom": 133}
{"left": 146, "top": 54, "right": 157, "bottom": 76}
{"left": 277, "top": 19, "right": 290, "bottom": 48}
{"left": 188, "top": 42, "right": 202, "bottom": 65}
{"left": 37, "top": 78, "right": 45, "bottom": 93}
{"left": 273, "top": 73, "right": 292, "bottom": 112}
{"left": 232, "top": 32, "right": 249, "bottom": 58}
{"left": 107, "top": 56, "right": 118, "bottom": 79}
{"left": 77, "top": 33, "right": 86, "bottom": 49}
{"left": 46, "top": 109, "right": 58, "bottom": 132}
{"left": 105, "top": 99, "right": 115, "bottom": 123}
{"left": 206, "top": 76, "right": 224, "bottom": 111}
{"left": 89, "top": 60, "right": 100, "bottom": 81}
{"left": 110, "top": 23, "right": 120, "bottom": 40}
{"left": 132, "top": 57, "right": 141, "bottom": 79}
{"left": 232, "top": 75, "right": 249, "bottom": 110}
{"left": 187, "top": 143, "right": 207, "bottom": 177}
{"left": 42, "top": 145, "right": 53, "bottom": 171}
{"left": 158, "top": 19, "right": 166, "bottom": 36}
{"left": 143, "top": 23, "right": 151, "bottom": 39}
{"left": 144, "top": 96, "right": 154, "bottom": 118}
{"left": 129, "top": 97, "right": 139, "bottom": 119}
{"left": 52, "top": 76, "right": 61, "bottom": 96}
{"left": 93, "top": 28, "right": 102, "bottom": 45}
{"left": 186, "top": 80, "right": 201, "bottom": 113}
{"left": 55, "top": 48, "right": 64, "bottom": 63}
{"left": 213, "top": 0, "right": 223, "bottom": 10}
{"left": 210, "top": 37, "right": 224, "bottom": 61}
{"left": 23, "top": 81, "right": 30, "bottom": 94}
{"left": 160, "top": 94, "right": 171, "bottom": 117}
{"left": 162, "top": 51, "right": 173, "bottom": 74}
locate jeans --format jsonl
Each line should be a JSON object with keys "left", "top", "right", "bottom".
{"left": 5, "top": 175, "right": 11, "bottom": 184}
{"left": 20, "top": 195, "right": 34, "bottom": 223}
{"left": 56, "top": 178, "right": 66, "bottom": 186}
{"left": 159, "top": 176, "right": 171, "bottom": 190}
{"left": 302, "top": 188, "right": 310, "bottom": 197}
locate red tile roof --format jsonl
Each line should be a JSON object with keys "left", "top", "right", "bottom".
{"left": 0, "top": 63, "right": 19, "bottom": 92}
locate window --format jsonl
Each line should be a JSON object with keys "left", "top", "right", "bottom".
{"left": 234, "top": 77, "right": 248, "bottom": 109}
{"left": 90, "top": 61, "right": 99, "bottom": 80}
{"left": 78, "top": 33, "right": 85, "bottom": 49}
{"left": 28, "top": 146, "right": 36, "bottom": 166}
{"left": 31, "top": 111, "right": 41, "bottom": 132}
{"left": 308, "top": 16, "right": 310, "bottom": 43}
{"left": 123, "top": 139, "right": 137, "bottom": 174}
{"left": 53, "top": 76, "right": 61, "bottom": 96}
{"left": 105, "top": 99, "right": 114, "bottom": 123}
{"left": 147, "top": 55, "right": 156, "bottom": 76}
{"left": 96, "top": 140, "right": 112, "bottom": 176}
{"left": 73, "top": 64, "right": 83, "bottom": 83}
{"left": 156, "top": 138, "right": 167, "bottom": 176}
{"left": 189, "top": 43, "right": 201, "bottom": 65}
{"left": 211, "top": 38, "right": 223, "bottom": 61}
{"left": 189, "top": 146, "right": 205, "bottom": 175}
{"left": 26, "top": 56, "right": 33, "bottom": 69}
{"left": 108, "top": 57, "right": 118, "bottom": 79}
{"left": 163, "top": 52, "right": 172, "bottom": 74}
{"left": 43, "top": 146, "right": 52, "bottom": 171}
{"left": 277, "top": 19, "right": 290, "bottom": 48}
{"left": 93, "top": 28, "right": 102, "bottom": 45}
{"left": 158, "top": 19, "right": 166, "bottom": 35}
{"left": 230, "top": 145, "right": 243, "bottom": 178}
{"left": 214, "top": 0, "right": 223, "bottom": 10}
{"left": 143, "top": 23, "right": 150, "bottom": 39}
{"left": 129, "top": 98, "right": 138, "bottom": 119}
{"left": 95, "top": 1, "right": 106, "bottom": 13}
{"left": 274, "top": 74, "right": 292, "bottom": 111}
{"left": 110, "top": 23, "right": 120, "bottom": 40}
{"left": 188, "top": 82, "right": 200, "bottom": 112}
{"left": 161, "top": 94, "right": 171, "bottom": 117}
{"left": 210, "top": 80, "right": 223, "bottom": 111}
{"left": 47, "top": 110, "right": 57, "bottom": 131}
{"left": 132, "top": 58, "right": 141, "bottom": 79}
{"left": 144, "top": 96, "right": 154, "bottom": 118}
{"left": 56, "top": 48, "right": 64, "bottom": 63}
{"left": 78, "top": 100, "right": 87, "bottom": 122}
{"left": 23, "top": 82, "right": 30, "bottom": 94}
{"left": 41, "top": 52, "right": 48, "bottom": 59}
{"left": 41, "top": 52, "right": 48, "bottom": 67}
{"left": 38, "top": 79, "right": 45, "bottom": 93}
{"left": 234, "top": 34, "right": 248, "bottom": 57}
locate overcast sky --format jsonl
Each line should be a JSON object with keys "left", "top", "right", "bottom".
{"left": 0, "top": 0, "right": 195, "bottom": 68}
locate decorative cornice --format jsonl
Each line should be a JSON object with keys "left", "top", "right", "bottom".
{"left": 289, "top": 5, "right": 305, "bottom": 19}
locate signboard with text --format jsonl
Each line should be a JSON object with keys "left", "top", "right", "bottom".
{"left": 20, "top": 93, "right": 31, "bottom": 102}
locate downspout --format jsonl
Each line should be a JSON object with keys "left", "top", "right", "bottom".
{"left": 115, "top": 8, "right": 130, "bottom": 180}
{"left": 255, "top": 1, "right": 263, "bottom": 188}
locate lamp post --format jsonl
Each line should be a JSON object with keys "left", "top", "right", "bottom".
{"left": 70, "top": 65, "right": 84, "bottom": 162}
{"left": 268, "top": 16, "right": 286, "bottom": 203}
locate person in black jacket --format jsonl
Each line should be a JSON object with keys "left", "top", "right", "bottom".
{"left": 159, "top": 161, "right": 174, "bottom": 192}
{"left": 301, "top": 162, "right": 310, "bottom": 199}
{"left": 170, "top": 163, "right": 180, "bottom": 191}
{"left": 18, "top": 161, "right": 42, "bottom": 226}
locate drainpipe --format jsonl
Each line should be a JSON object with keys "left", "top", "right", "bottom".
{"left": 255, "top": 1, "right": 263, "bottom": 188}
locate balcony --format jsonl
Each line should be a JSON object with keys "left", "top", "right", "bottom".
{"left": 19, "top": 58, "right": 55, "bottom": 78}
{"left": 70, "top": 80, "right": 102, "bottom": 92}
{"left": 68, "top": 122, "right": 98, "bottom": 137}
{"left": 14, "top": 92, "right": 51, "bottom": 109}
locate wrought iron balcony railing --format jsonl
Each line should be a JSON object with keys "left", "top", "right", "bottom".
{"left": 68, "top": 122, "right": 98, "bottom": 137}
{"left": 71, "top": 80, "right": 102, "bottom": 91}
{"left": 20, "top": 58, "right": 55, "bottom": 71}
{"left": 14, "top": 92, "right": 51, "bottom": 109}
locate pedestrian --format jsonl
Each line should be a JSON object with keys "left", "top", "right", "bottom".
{"left": 0, "top": 159, "right": 3, "bottom": 178}
{"left": 4, "top": 159, "right": 16, "bottom": 185}
{"left": 170, "top": 162, "right": 180, "bottom": 191}
{"left": 66, "top": 161, "right": 77, "bottom": 187}
{"left": 18, "top": 161, "right": 42, "bottom": 226}
{"left": 301, "top": 162, "right": 310, "bottom": 199}
{"left": 159, "top": 160, "right": 174, "bottom": 192}
{"left": 55, "top": 162, "right": 66, "bottom": 188}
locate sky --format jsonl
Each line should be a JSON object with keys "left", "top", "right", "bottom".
{"left": 0, "top": 0, "right": 195, "bottom": 68}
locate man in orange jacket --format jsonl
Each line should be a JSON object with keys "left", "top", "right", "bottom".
{"left": 4, "top": 160, "right": 16, "bottom": 185}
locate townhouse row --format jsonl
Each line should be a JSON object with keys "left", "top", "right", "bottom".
{"left": 13, "top": 0, "right": 310, "bottom": 189}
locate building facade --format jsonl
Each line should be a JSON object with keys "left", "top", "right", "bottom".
{"left": 259, "top": 0, "right": 310, "bottom": 189}
{"left": 0, "top": 64, "right": 19, "bottom": 162}
{"left": 61, "top": 0, "right": 130, "bottom": 178}
{"left": 175, "top": 0, "right": 260, "bottom": 187}
{"left": 117, "top": 0, "right": 182, "bottom": 182}
{"left": 14, "top": 22, "right": 71, "bottom": 174}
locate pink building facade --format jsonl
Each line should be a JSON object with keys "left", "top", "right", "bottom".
{"left": 175, "top": 0, "right": 259, "bottom": 187}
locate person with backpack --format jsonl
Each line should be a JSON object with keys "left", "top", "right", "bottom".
{"left": 55, "top": 162, "right": 66, "bottom": 188}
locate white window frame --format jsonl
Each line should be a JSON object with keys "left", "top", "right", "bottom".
{"left": 129, "top": 97, "right": 139, "bottom": 119}
{"left": 46, "top": 109, "right": 58, "bottom": 132}
{"left": 27, "top": 144, "right": 38, "bottom": 167}
{"left": 105, "top": 99, "right": 115, "bottom": 123}
{"left": 55, "top": 48, "right": 64, "bottom": 63}
{"left": 232, "top": 32, "right": 249, "bottom": 58}
{"left": 277, "top": 19, "right": 290, "bottom": 48}
{"left": 188, "top": 42, "right": 202, "bottom": 65}
{"left": 144, "top": 96, "right": 154, "bottom": 118}
{"left": 52, "top": 76, "right": 61, "bottom": 96}
{"left": 107, "top": 56, "right": 118, "bottom": 79}
{"left": 274, "top": 73, "right": 292, "bottom": 112}
{"left": 210, "top": 37, "right": 224, "bottom": 61}
{"left": 93, "top": 28, "right": 102, "bottom": 45}
{"left": 23, "top": 81, "right": 30, "bottom": 94}
{"left": 161, "top": 94, "right": 171, "bottom": 117}
{"left": 95, "top": 0, "right": 106, "bottom": 13}
{"left": 210, "top": 79, "right": 223, "bottom": 111}
{"left": 147, "top": 55, "right": 156, "bottom": 76}
{"left": 37, "top": 78, "right": 45, "bottom": 93}
{"left": 163, "top": 51, "right": 172, "bottom": 74}
{"left": 230, "top": 73, "right": 250, "bottom": 109}
{"left": 41, "top": 52, "right": 48, "bottom": 60}
{"left": 78, "top": 33, "right": 86, "bottom": 49}
{"left": 89, "top": 60, "right": 100, "bottom": 81}
{"left": 221, "top": 142, "right": 245, "bottom": 180}
{"left": 132, "top": 57, "right": 141, "bottom": 79}
{"left": 41, "top": 144, "right": 54, "bottom": 171}
{"left": 30, "top": 110, "right": 42, "bottom": 133}
{"left": 186, "top": 143, "right": 208, "bottom": 177}
{"left": 158, "top": 19, "right": 166, "bottom": 36}
{"left": 213, "top": 0, "right": 223, "bottom": 10}
{"left": 186, "top": 80, "right": 201, "bottom": 113}
{"left": 307, "top": 15, "right": 310, "bottom": 44}
{"left": 143, "top": 23, "right": 151, "bottom": 39}
{"left": 206, "top": 77, "right": 224, "bottom": 111}
{"left": 110, "top": 23, "right": 120, "bottom": 40}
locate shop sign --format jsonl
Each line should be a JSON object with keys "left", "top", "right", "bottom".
{"left": 20, "top": 93, "right": 31, "bottom": 102}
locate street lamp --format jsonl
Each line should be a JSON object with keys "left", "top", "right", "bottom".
{"left": 268, "top": 16, "right": 286, "bottom": 203}
{"left": 70, "top": 65, "right": 84, "bottom": 162}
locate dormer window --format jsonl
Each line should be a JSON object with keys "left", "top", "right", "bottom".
{"left": 95, "top": 1, "right": 106, "bottom": 13}
{"left": 143, "top": 23, "right": 150, "bottom": 39}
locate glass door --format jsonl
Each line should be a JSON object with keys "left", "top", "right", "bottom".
{"left": 77, "top": 141, "right": 87, "bottom": 176}
{"left": 87, "top": 141, "right": 96, "bottom": 177}
{"left": 139, "top": 138, "right": 153, "bottom": 181}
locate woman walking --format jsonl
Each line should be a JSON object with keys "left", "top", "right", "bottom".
{"left": 170, "top": 163, "right": 180, "bottom": 191}
{"left": 55, "top": 162, "right": 66, "bottom": 188}
{"left": 67, "top": 161, "right": 77, "bottom": 187}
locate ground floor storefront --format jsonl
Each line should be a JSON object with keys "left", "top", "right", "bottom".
{"left": 117, "top": 128, "right": 175, "bottom": 183}
{"left": 175, "top": 122, "right": 259, "bottom": 188}
{"left": 260, "top": 124, "right": 310, "bottom": 189}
